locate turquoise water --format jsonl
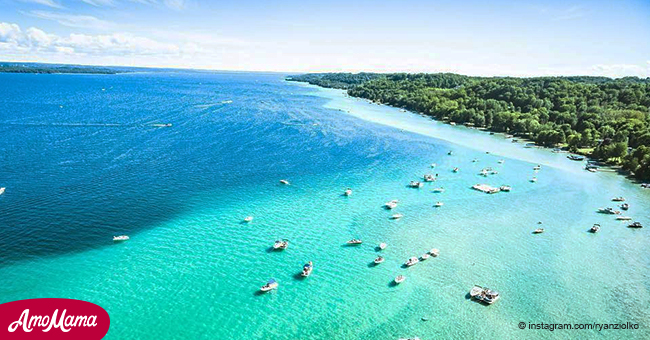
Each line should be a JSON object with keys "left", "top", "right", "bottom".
{"left": 0, "top": 72, "right": 649, "bottom": 339}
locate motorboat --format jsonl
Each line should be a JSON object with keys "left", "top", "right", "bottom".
{"left": 423, "top": 174, "right": 436, "bottom": 182}
{"left": 374, "top": 256, "right": 385, "bottom": 264}
{"left": 621, "top": 203, "right": 629, "bottom": 211}
{"left": 344, "top": 188, "right": 352, "bottom": 196}
{"left": 260, "top": 279, "right": 279, "bottom": 292}
{"left": 244, "top": 216, "right": 254, "bottom": 223}
{"left": 612, "top": 197, "right": 625, "bottom": 202}
{"left": 408, "top": 181, "right": 423, "bottom": 188}
{"left": 420, "top": 253, "right": 430, "bottom": 261}
{"left": 430, "top": 163, "right": 437, "bottom": 168}
{"left": 404, "top": 257, "right": 419, "bottom": 267}
{"left": 589, "top": 224, "right": 600, "bottom": 233}
{"left": 628, "top": 222, "right": 643, "bottom": 228}
{"left": 498, "top": 160, "right": 505, "bottom": 164}
{"left": 479, "top": 169, "right": 488, "bottom": 177}
{"left": 616, "top": 216, "right": 632, "bottom": 221}
{"left": 0, "top": 187, "right": 5, "bottom": 195}
{"left": 532, "top": 228, "right": 544, "bottom": 234}
{"left": 378, "top": 243, "right": 387, "bottom": 250}
{"left": 384, "top": 200, "right": 398, "bottom": 209}
{"left": 429, "top": 249, "right": 440, "bottom": 257}
{"left": 499, "top": 185, "right": 511, "bottom": 192}
{"left": 448, "top": 151, "right": 453, "bottom": 155}
{"left": 113, "top": 235, "right": 129, "bottom": 242}
{"left": 597, "top": 207, "right": 619, "bottom": 215}
{"left": 432, "top": 187, "right": 445, "bottom": 193}
{"left": 273, "top": 239, "right": 289, "bottom": 250}
{"left": 533, "top": 165, "right": 541, "bottom": 171}
{"left": 453, "top": 167, "right": 459, "bottom": 173}
{"left": 586, "top": 167, "right": 598, "bottom": 173}
{"left": 279, "top": 179, "right": 290, "bottom": 185}
{"left": 390, "top": 213, "right": 403, "bottom": 220}
{"left": 469, "top": 285, "right": 500, "bottom": 304}
{"left": 301, "top": 261, "right": 313, "bottom": 277}
{"left": 394, "top": 275, "right": 406, "bottom": 284}
{"left": 347, "top": 239, "right": 363, "bottom": 245}
{"left": 567, "top": 154, "right": 585, "bottom": 161}
{"left": 434, "top": 202, "right": 444, "bottom": 207}
{"left": 472, "top": 159, "right": 478, "bottom": 163}
{"left": 530, "top": 177, "right": 537, "bottom": 183}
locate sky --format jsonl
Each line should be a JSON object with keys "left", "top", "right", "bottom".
{"left": 0, "top": 0, "right": 649, "bottom": 77}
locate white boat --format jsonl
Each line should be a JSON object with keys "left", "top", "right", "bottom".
{"left": 472, "top": 159, "right": 478, "bottom": 163}
{"left": 244, "top": 216, "right": 254, "bottom": 222}
{"left": 378, "top": 242, "right": 387, "bottom": 250}
{"left": 301, "top": 261, "right": 313, "bottom": 277}
{"left": 420, "top": 253, "right": 430, "bottom": 261}
{"left": 384, "top": 200, "right": 398, "bottom": 209}
{"left": 423, "top": 174, "right": 436, "bottom": 182}
{"left": 390, "top": 213, "right": 403, "bottom": 220}
{"left": 429, "top": 249, "right": 440, "bottom": 257}
{"left": 0, "top": 187, "right": 5, "bottom": 195}
{"left": 498, "top": 160, "right": 505, "bottom": 164}
{"left": 533, "top": 165, "right": 541, "bottom": 171}
{"left": 394, "top": 275, "right": 406, "bottom": 284}
{"left": 430, "top": 163, "right": 437, "bottom": 168}
{"left": 273, "top": 239, "right": 289, "bottom": 250}
{"left": 408, "top": 181, "right": 423, "bottom": 188}
{"left": 432, "top": 187, "right": 445, "bottom": 193}
{"left": 453, "top": 167, "right": 459, "bottom": 173}
{"left": 113, "top": 235, "right": 129, "bottom": 242}
{"left": 597, "top": 207, "right": 619, "bottom": 215}
{"left": 530, "top": 177, "right": 537, "bottom": 183}
{"left": 374, "top": 256, "right": 385, "bottom": 264}
{"left": 611, "top": 197, "right": 625, "bottom": 202}
{"left": 532, "top": 228, "right": 544, "bottom": 234}
{"left": 347, "top": 239, "right": 363, "bottom": 245}
{"left": 260, "top": 279, "right": 278, "bottom": 292}
{"left": 500, "top": 185, "right": 511, "bottom": 192}
{"left": 279, "top": 179, "right": 290, "bottom": 185}
{"left": 589, "top": 224, "right": 600, "bottom": 233}
{"left": 434, "top": 202, "right": 444, "bottom": 207}
{"left": 344, "top": 188, "right": 352, "bottom": 196}
{"left": 404, "top": 257, "right": 419, "bottom": 267}
{"left": 469, "top": 285, "right": 500, "bottom": 304}
{"left": 616, "top": 216, "right": 632, "bottom": 221}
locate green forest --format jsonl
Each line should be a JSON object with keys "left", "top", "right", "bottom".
{"left": 287, "top": 73, "right": 650, "bottom": 180}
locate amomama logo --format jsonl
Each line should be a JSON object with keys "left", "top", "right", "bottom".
{"left": 0, "top": 298, "right": 110, "bottom": 339}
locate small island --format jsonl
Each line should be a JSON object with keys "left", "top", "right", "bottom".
{"left": 0, "top": 62, "right": 122, "bottom": 75}
{"left": 288, "top": 73, "right": 650, "bottom": 181}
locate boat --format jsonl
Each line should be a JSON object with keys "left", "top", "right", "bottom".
{"left": 453, "top": 167, "right": 459, "bottom": 173}
{"left": 423, "top": 174, "right": 436, "bottom": 182}
{"left": 279, "top": 179, "right": 290, "bottom": 185}
{"left": 434, "top": 202, "right": 444, "bottom": 207}
{"left": 533, "top": 165, "right": 541, "bottom": 171}
{"left": 479, "top": 169, "right": 488, "bottom": 177}
{"left": 530, "top": 177, "right": 537, "bottom": 183}
{"left": 498, "top": 159, "right": 505, "bottom": 164}
{"left": 430, "top": 163, "right": 437, "bottom": 168}
{"left": 344, "top": 188, "right": 352, "bottom": 196}
{"left": 398, "top": 337, "right": 420, "bottom": 340}
{"left": 499, "top": 185, "right": 511, "bottom": 192}
{"left": 301, "top": 261, "right": 313, "bottom": 277}
{"left": 432, "top": 187, "right": 445, "bottom": 193}
{"left": 589, "top": 224, "right": 600, "bottom": 233}
{"left": 273, "top": 239, "right": 289, "bottom": 250}
{"left": 260, "top": 279, "right": 279, "bottom": 292}
{"left": 567, "top": 154, "right": 585, "bottom": 161}
{"left": 404, "top": 257, "right": 419, "bottom": 267}
{"left": 394, "top": 275, "right": 406, "bottom": 284}
{"left": 621, "top": 203, "right": 629, "bottom": 211}
{"left": 0, "top": 187, "right": 5, "bottom": 195}
{"left": 374, "top": 256, "right": 385, "bottom": 264}
{"left": 469, "top": 285, "right": 500, "bottom": 304}
{"left": 384, "top": 200, "right": 398, "bottom": 209}
{"left": 378, "top": 242, "right": 387, "bottom": 250}
{"left": 586, "top": 167, "right": 598, "bottom": 173}
{"left": 448, "top": 151, "right": 453, "bottom": 155}
{"left": 642, "top": 183, "right": 650, "bottom": 188}
{"left": 616, "top": 216, "right": 632, "bottom": 221}
{"left": 611, "top": 197, "right": 625, "bottom": 202}
{"left": 390, "top": 213, "right": 403, "bottom": 219}
{"left": 347, "top": 239, "right": 363, "bottom": 245}
{"left": 628, "top": 222, "right": 643, "bottom": 228}
{"left": 472, "top": 159, "right": 478, "bottom": 163}
{"left": 429, "top": 249, "right": 440, "bottom": 257}
{"left": 244, "top": 216, "right": 254, "bottom": 222}
{"left": 420, "top": 253, "right": 430, "bottom": 261}
{"left": 532, "top": 228, "right": 544, "bottom": 234}
{"left": 113, "top": 235, "right": 129, "bottom": 242}
{"left": 597, "top": 207, "right": 618, "bottom": 215}
{"left": 408, "top": 181, "right": 423, "bottom": 188}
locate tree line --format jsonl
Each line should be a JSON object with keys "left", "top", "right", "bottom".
{"left": 287, "top": 73, "right": 650, "bottom": 180}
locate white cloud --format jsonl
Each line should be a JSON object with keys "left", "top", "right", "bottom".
{"left": 28, "top": 11, "right": 117, "bottom": 30}
{"left": 80, "top": 0, "right": 116, "bottom": 6}
{"left": 553, "top": 6, "right": 586, "bottom": 21}
{"left": 19, "top": 0, "right": 63, "bottom": 9}
{"left": 592, "top": 64, "right": 650, "bottom": 78}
